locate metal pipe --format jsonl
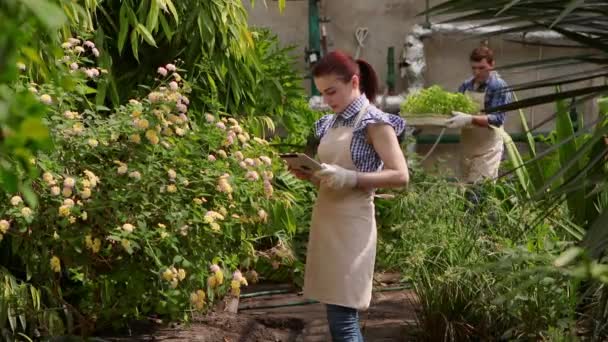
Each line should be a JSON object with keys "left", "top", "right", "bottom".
{"left": 308, "top": 94, "right": 404, "bottom": 114}
{"left": 308, "top": 0, "right": 321, "bottom": 96}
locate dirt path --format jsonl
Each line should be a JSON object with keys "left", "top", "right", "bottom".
{"left": 108, "top": 274, "right": 419, "bottom": 341}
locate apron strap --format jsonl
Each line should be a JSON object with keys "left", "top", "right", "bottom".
{"left": 327, "top": 100, "right": 370, "bottom": 129}
{"left": 353, "top": 102, "right": 370, "bottom": 128}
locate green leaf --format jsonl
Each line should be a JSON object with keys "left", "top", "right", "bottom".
{"left": 118, "top": 2, "right": 130, "bottom": 54}
{"left": 551, "top": 0, "right": 586, "bottom": 28}
{"left": 21, "top": 0, "right": 67, "bottom": 31}
{"left": 159, "top": 14, "right": 174, "bottom": 40}
{"left": 20, "top": 117, "right": 49, "bottom": 141}
{"left": 131, "top": 30, "right": 140, "bottom": 61}
{"left": 146, "top": 0, "right": 160, "bottom": 32}
{"left": 136, "top": 24, "right": 158, "bottom": 47}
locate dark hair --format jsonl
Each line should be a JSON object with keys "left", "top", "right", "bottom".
{"left": 470, "top": 46, "right": 494, "bottom": 64}
{"left": 312, "top": 50, "right": 379, "bottom": 101}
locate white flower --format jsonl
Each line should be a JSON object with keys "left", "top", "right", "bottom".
{"left": 21, "top": 207, "right": 32, "bottom": 218}
{"left": 74, "top": 46, "right": 85, "bottom": 54}
{"left": 0, "top": 220, "right": 9, "bottom": 234}
{"left": 168, "top": 169, "right": 177, "bottom": 180}
{"left": 245, "top": 171, "right": 260, "bottom": 181}
{"left": 84, "top": 41, "right": 95, "bottom": 49}
{"left": 63, "top": 199, "right": 75, "bottom": 208}
{"left": 157, "top": 67, "right": 168, "bottom": 77}
{"left": 258, "top": 209, "right": 268, "bottom": 222}
{"left": 205, "top": 114, "right": 215, "bottom": 123}
{"left": 208, "top": 155, "right": 216, "bottom": 162}
{"left": 92, "top": 48, "right": 100, "bottom": 57}
{"left": 117, "top": 165, "right": 128, "bottom": 175}
{"left": 28, "top": 87, "right": 38, "bottom": 94}
{"left": 17, "top": 62, "right": 26, "bottom": 71}
{"left": 63, "top": 111, "right": 76, "bottom": 119}
{"left": 128, "top": 171, "right": 141, "bottom": 180}
{"left": 63, "top": 177, "right": 76, "bottom": 188}
{"left": 10, "top": 196, "right": 22, "bottom": 206}
{"left": 51, "top": 186, "right": 61, "bottom": 196}
{"left": 176, "top": 104, "right": 187, "bottom": 113}
{"left": 122, "top": 223, "right": 135, "bottom": 233}
{"left": 68, "top": 38, "right": 81, "bottom": 45}
{"left": 87, "top": 139, "right": 99, "bottom": 147}
{"left": 39, "top": 94, "right": 52, "bottom": 105}
{"left": 180, "top": 96, "right": 189, "bottom": 105}
{"left": 260, "top": 156, "right": 272, "bottom": 166}
{"left": 174, "top": 127, "right": 185, "bottom": 136}
{"left": 169, "top": 81, "right": 179, "bottom": 91}
{"left": 166, "top": 63, "right": 176, "bottom": 72}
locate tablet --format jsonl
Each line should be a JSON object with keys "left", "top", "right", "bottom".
{"left": 279, "top": 153, "right": 323, "bottom": 174}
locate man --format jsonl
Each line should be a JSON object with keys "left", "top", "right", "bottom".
{"left": 446, "top": 46, "right": 512, "bottom": 183}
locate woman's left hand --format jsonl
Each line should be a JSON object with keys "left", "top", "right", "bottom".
{"left": 314, "top": 163, "right": 357, "bottom": 189}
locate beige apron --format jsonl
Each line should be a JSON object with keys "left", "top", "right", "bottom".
{"left": 303, "top": 103, "right": 376, "bottom": 311}
{"left": 460, "top": 90, "right": 504, "bottom": 183}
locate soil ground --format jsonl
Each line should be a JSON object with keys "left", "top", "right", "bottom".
{"left": 105, "top": 273, "right": 419, "bottom": 342}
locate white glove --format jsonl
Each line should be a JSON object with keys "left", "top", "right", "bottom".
{"left": 314, "top": 163, "right": 358, "bottom": 189}
{"left": 446, "top": 111, "right": 473, "bottom": 129}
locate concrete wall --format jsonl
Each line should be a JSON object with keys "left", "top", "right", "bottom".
{"left": 244, "top": 0, "right": 428, "bottom": 94}
{"left": 244, "top": 1, "right": 601, "bottom": 177}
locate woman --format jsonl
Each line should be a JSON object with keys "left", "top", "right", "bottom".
{"left": 290, "top": 50, "right": 409, "bottom": 341}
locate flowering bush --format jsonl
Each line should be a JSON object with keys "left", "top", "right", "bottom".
{"left": 0, "top": 38, "right": 300, "bottom": 334}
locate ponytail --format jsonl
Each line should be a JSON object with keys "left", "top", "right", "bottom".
{"left": 313, "top": 50, "right": 379, "bottom": 101}
{"left": 356, "top": 59, "right": 379, "bottom": 102}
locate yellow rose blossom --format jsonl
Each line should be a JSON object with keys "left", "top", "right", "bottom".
{"left": 43, "top": 172, "right": 55, "bottom": 184}
{"left": 193, "top": 198, "right": 203, "bottom": 205}
{"left": 237, "top": 134, "right": 248, "bottom": 143}
{"left": 61, "top": 187, "right": 72, "bottom": 197}
{"left": 177, "top": 268, "right": 186, "bottom": 281}
{"left": 63, "top": 198, "right": 75, "bottom": 208}
{"left": 160, "top": 231, "right": 169, "bottom": 239}
{"left": 136, "top": 119, "right": 149, "bottom": 129}
{"left": 167, "top": 169, "right": 177, "bottom": 179}
{"left": 72, "top": 123, "right": 84, "bottom": 135}
{"left": 120, "top": 239, "right": 131, "bottom": 251}
{"left": 91, "top": 238, "right": 101, "bottom": 253}
{"left": 166, "top": 184, "right": 177, "bottom": 193}
{"left": 158, "top": 223, "right": 166, "bottom": 229}
{"left": 210, "top": 222, "right": 220, "bottom": 231}
{"left": 87, "top": 139, "right": 99, "bottom": 147}
{"left": 129, "top": 134, "right": 141, "bottom": 144}
{"left": 68, "top": 216, "right": 76, "bottom": 224}
{"left": 145, "top": 130, "right": 159, "bottom": 144}
{"left": 131, "top": 110, "right": 142, "bottom": 118}
{"left": 218, "top": 150, "right": 228, "bottom": 158}
{"left": 50, "top": 256, "right": 61, "bottom": 273}
{"left": 10, "top": 196, "right": 23, "bottom": 206}
{"left": 80, "top": 179, "right": 91, "bottom": 188}
{"left": 190, "top": 290, "right": 206, "bottom": 310}
{"left": 162, "top": 268, "right": 174, "bottom": 281}
{"left": 0, "top": 220, "right": 9, "bottom": 234}
{"left": 174, "top": 127, "right": 186, "bottom": 136}
{"left": 162, "top": 127, "right": 173, "bottom": 136}
{"left": 122, "top": 223, "right": 135, "bottom": 233}
{"left": 128, "top": 171, "right": 141, "bottom": 180}
{"left": 80, "top": 187, "right": 92, "bottom": 199}
{"left": 117, "top": 164, "right": 128, "bottom": 175}
{"left": 59, "top": 205, "right": 71, "bottom": 217}
{"left": 21, "top": 207, "right": 32, "bottom": 219}
{"left": 81, "top": 211, "right": 88, "bottom": 220}
{"left": 50, "top": 186, "right": 60, "bottom": 196}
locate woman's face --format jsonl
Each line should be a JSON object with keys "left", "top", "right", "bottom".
{"left": 314, "top": 73, "right": 360, "bottom": 113}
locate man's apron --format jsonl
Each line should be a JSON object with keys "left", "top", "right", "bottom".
{"left": 303, "top": 103, "right": 376, "bottom": 311}
{"left": 460, "top": 90, "right": 504, "bottom": 183}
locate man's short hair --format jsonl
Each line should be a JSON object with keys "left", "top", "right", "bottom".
{"left": 470, "top": 47, "right": 494, "bottom": 64}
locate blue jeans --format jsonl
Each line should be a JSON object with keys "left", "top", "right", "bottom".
{"left": 326, "top": 304, "right": 364, "bottom": 342}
